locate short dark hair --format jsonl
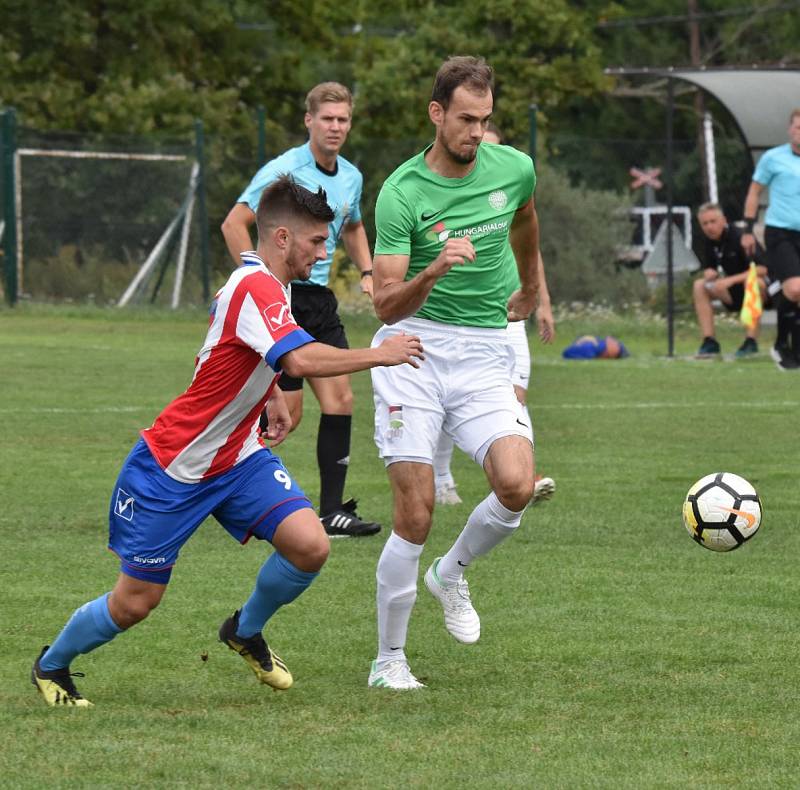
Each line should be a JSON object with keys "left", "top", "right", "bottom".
{"left": 256, "top": 175, "right": 334, "bottom": 239}
{"left": 431, "top": 56, "right": 494, "bottom": 110}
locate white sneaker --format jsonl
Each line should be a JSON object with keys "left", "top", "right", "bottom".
{"left": 424, "top": 558, "right": 480, "bottom": 644}
{"left": 435, "top": 482, "right": 462, "bottom": 506}
{"left": 368, "top": 659, "right": 425, "bottom": 690}
{"left": 532, "top": 475, "right": 555, "bottom": 505}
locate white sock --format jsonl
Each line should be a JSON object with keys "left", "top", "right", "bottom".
{"left": 437, "top": 492, "right": 525, "bottom": 585}
{"left": 433, "top": 433, "right": 455, "bottom": 487}
{"left": 376, "top": 531, "right": 424, "bottom": 664}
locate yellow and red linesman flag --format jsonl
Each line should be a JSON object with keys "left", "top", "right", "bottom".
{"left": 740, "top": 262, "right": 762, "bottom": 330}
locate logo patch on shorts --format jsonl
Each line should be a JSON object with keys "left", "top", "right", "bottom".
{"left": 115, "top": 488, "right": 135, "bottom": 522}
{"left": 386, "top": 405, "right": 404, "bottom": 439}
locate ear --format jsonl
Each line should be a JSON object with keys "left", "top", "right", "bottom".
{"left": 428, "top": 101, "right": 444, "bottom": 127}
{"left": 304, "top": 112, "right": 313, "bottom": 131}
{"left": 273, "top": 225, "right": 290, "bottom": 250}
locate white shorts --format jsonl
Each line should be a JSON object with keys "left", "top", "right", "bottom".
{"left": 371, "top": 317, "right": 533, "bottom": 467}
{"left": 506, "top": 320, "right": 531, "bottom": 390}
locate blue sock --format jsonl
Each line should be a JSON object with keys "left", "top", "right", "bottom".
{"left": 40, "top": 593, "right": 123, "bottom": 671}
{"left": 236, "top": 553, "right": 318, "bottom": 638}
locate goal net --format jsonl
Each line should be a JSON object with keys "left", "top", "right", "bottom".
{"left": 13, "top": 128, "right": 204, "bottom": 307}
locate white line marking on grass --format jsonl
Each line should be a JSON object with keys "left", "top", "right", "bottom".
{"left": 0, "top": 406, "right": 152, "bottom": 414}
{"left": 535, "top": 400, "right": 800, "bottom": 410}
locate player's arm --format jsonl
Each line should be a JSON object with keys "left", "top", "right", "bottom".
{"left": 372, "top": 240, "right": 475, "bottom": 325}
{"left": 279, "top": 334, "right": 424, "bottom": 379}
{"left": 221, "top": 203, "right": 257, "bottom": 266}
{"left": 535, "top": 252, "right": 555, "bottom": 344}
{"left": 341, "top": 220, "right": 375, "bottom": 298}
{"left": 741, "top": 181, "right": 764, "bottom": 257}
{"left": 507, "top": 198, "right": 540, "bottom": 322}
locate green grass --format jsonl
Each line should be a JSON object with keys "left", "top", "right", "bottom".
{"left": 2, "top": 304, "right": 799, "bottom": 788}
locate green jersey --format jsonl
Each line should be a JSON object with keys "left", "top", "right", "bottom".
{"left": 374, "top": 142, "right": 535, "bottom": 328}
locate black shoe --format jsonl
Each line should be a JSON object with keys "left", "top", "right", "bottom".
{"left": 219, "top": 610, "right": 292, "bottom": 689}
{"left": 696, "top": 337, "right": 721, "bottom": 357}
{"left": 770, "top": 343, "right": 800, "bottom": 371}
{"left": 735, "top": 338, "right": 758, "bottom": 358}
{"left": 320, "top": 498, "right": 382, "bottom": 538}
{"left": 31, "top": 646, "right": 92, "bottom": 707}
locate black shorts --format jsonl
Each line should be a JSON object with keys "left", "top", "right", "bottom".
{"left": 722, "top": 284, "right": 745, "bottom": 313}
{"left": 279, "top": 284, "right": 348, "bottom": 392}
{"left": 765, "top": 226, "right": 800, "bottom": 284}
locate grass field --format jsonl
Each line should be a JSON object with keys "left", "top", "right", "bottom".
{"left": 2, "top": 304, "right": 799, "bottom": 788}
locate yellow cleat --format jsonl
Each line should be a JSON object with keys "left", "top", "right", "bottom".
{"left": 31, "top": 647, "right": 93, "bottom": 708}
{"left": 219, "top": 611, "right": 293, "bottom": 690}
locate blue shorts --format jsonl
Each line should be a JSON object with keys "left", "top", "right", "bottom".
{"left": 108, "top": 439, "right": 312, "bottom": 584}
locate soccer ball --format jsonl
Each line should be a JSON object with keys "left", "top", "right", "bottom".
{"left": 682, "top": 472, "right": 762, "bottom": 552}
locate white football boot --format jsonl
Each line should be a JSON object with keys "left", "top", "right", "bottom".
{"left": 424, "top": 558, "right": 480, "bottom": 644}
{"left": 368, "top": 659, "right": 425, "bottom": 690}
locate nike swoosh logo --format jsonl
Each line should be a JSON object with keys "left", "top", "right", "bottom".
{"left": 718, "top": 505, "right": 757, "bottom": 529}
{"left": 457, "top": 560, "right": 468, "bottom": 567}
{"left": 421, "top": 209, "right": 443, "bottom": 221}
{"left": 117, "top": 497, "right": 134, "bottom": 514}
{"left": 516, "top": 418, "right": 528, "bottom": 427}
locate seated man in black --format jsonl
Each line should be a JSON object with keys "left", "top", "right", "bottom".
{"left": 693, "top": 202, "right": 768, "bottom": 358}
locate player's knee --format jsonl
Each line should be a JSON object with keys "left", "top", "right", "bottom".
{"left": 294, "top": 534, "right": 330, "bottom": 573}
{"left": 783, "top": 281, "right": 800, "bottom": 303}
{"left": 338, "top": 388, "right": 354, "bottom": 413}
{"left": 110, "top": 591, "right": 161, "bottom": 629}
{"left": 493, "top": 474, "right": 534, "bottom": 512}
{"left": 394, "top": 502, "right": 433, "bottom": 544}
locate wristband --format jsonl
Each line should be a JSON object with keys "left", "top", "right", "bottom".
{"left": 360, "top": 269, "right": 373, "bottom": 278}
{"left": 743, "top": 218, "right": 756, "bottom": 234}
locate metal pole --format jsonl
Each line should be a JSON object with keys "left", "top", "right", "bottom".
{"left": 666, "top": 79, "right": 675, "bottom": 357}
{"left": 257, "top": 105, "right": 266, "bottom": 167}
{"left": 528, "top": 104, "right": 538, "bottom": 161}
{"left": 703, "top": 112, "right": 718, "bottom": 204}
{"left": 194, "top": 119, "right": 210, "bottom": 302}
{"left": 1, "top": 109, "right": 18, "bottom": 305}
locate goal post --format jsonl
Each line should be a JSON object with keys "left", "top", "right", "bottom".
{"left": 2, "top": 113, "right": 211, "bottom": 307}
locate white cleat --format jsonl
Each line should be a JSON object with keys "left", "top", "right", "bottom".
{"left": 532, "top": 475, "right": 555, "bottom": 505}
{"left": 368, "top": 659, "right": 425, "bottom": 690}
{"left": 435, "top": 482, "right": 462, "bottom": 506}
{"left": 424, "top": 558, "right": 480, "bottom": 644}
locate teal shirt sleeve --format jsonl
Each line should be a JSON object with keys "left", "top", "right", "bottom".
{"left": 348, "top": 170, "right": 363, "bottom": 224}
{"left": 752, "top": 150, "right": 775, "bottom": 186}
{"left": 238, "top": 160, "right": 286, "bottom": 212}
{"left": 374, "top": 183, "right": 415, "bottom": 256}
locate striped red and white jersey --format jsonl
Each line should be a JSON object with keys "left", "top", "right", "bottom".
{"left": 142, "top": 252, "right": 314, "bottom": 483}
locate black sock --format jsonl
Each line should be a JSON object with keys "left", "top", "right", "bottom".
{"left": 317, "top": 414, "right": 351, "bottom": 516}
{"left": 775, "top": 293, "right": 795, "bottom": 348}
{"left": 792, "top": 305, "right": 800, "bottom": 356}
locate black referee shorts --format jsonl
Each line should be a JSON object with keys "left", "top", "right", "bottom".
{"left": 279, "top": 284, "right": 349, "bottom": 392}
{"left": 765, "top": 226, "right": 800, "bottom": 284}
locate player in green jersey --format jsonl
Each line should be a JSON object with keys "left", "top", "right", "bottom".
{"left": 367, "top": 57, "right": 542, "bottom": 690}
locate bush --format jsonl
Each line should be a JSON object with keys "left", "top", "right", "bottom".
{"left": 535, "top": 162, "right": 649, "bottom": 307}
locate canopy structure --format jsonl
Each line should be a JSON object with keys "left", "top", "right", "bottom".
{"left": 605, "top": 66, "right": 800, "bottom": 355}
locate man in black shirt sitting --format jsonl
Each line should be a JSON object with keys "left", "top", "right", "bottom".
{"left": 693, "top": 202, "right": 768, "bottom": 358}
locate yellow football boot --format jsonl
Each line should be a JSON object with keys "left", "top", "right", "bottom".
{"left": 219, "top": 611, "right": 292, "bottom": 690}
{"left": 31, "top": 647, "right": 93, "bottom": 708}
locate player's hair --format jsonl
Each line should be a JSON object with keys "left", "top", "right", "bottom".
{"left": 431, "top": 56, "right": 494, "bottom": 109}
{"left": 697, "top": 202, "right": 723, "bottom": 216}
{"left": 305, "top": 82, "right": 353, "bottom": 114}
{"left": 256, "top": 175, "right": 335, "bottom": 239}
{"left": 484, "top": 120, "right": 503, "bottom": 142}
{"left": 789, "top": 108, "right": 800, "bottom": 124}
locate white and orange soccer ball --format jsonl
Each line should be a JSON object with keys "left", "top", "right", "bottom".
{"left": 682, "top": 472, "right": 762, "bottom": 552}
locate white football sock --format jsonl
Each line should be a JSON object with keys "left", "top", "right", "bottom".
{"left": 376, "top": 531, "right": 424, "bottom": 664}
{"left": 433, "top": 432, "right": 455, "bottom": 487}
{"left": 437, "top": 491, "right": 525, "bottom": 585}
